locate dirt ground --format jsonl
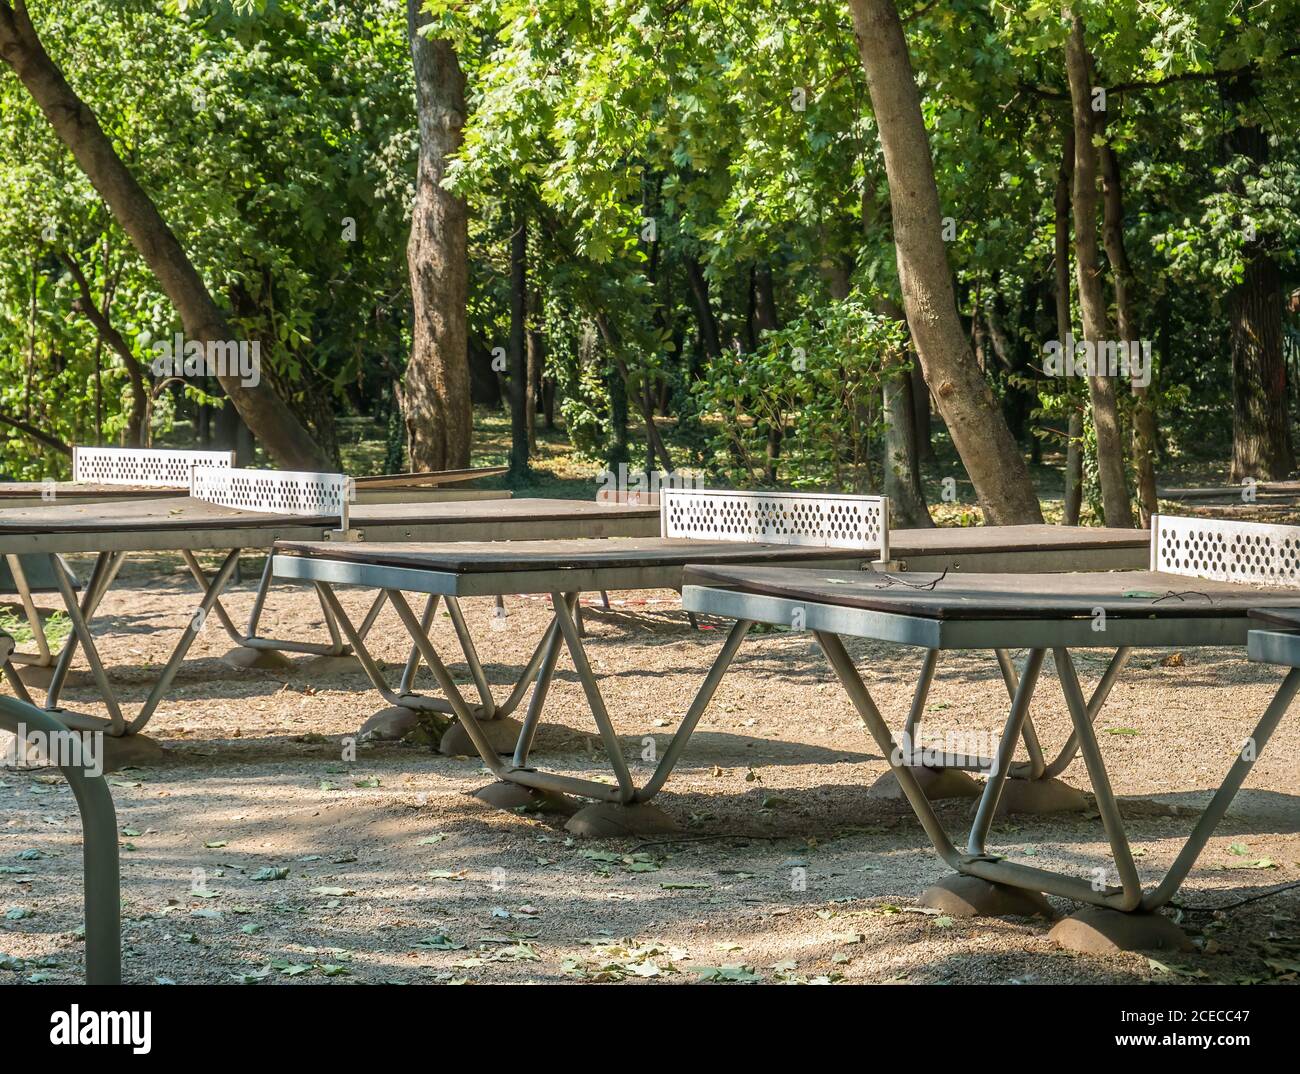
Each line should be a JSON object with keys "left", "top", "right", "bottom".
{"left": 2, "top": 551, "right": 1298, "bottom": 986}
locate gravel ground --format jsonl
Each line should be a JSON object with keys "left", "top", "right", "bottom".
{"left": 2, "top": 552, "right": 1298, "bottom": 986}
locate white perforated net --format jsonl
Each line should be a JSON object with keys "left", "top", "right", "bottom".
{"left": 660, "top": 489, "right": 886, "bottom": 551}
{"left": 73, "top": 447, "right": 235, "bottom": 487}
{"left": 1153, "top": 514, "right": 1300, "bottom": 587}
{"left": 190, "top": 466, "right": 351, "bottom": 523}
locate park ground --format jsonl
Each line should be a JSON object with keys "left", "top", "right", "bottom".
{"left": 1, "top": 415, "right": 1298, "bottom": 985}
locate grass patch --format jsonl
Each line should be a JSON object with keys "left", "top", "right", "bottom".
{"left": 0, "top": 608, "right": 72, "bottom": 648}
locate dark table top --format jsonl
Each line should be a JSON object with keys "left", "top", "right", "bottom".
{"left": 0, "top": 497, "right": 659, "bottom": 536}
{"left": 681, "top": 566, "right": 1300, "bottom": 620}
{"left": 888, "top": 524, "right": 1147, "bottom": 555}
{"left": 274, "top": 537, "right": 872, "bottom": 572}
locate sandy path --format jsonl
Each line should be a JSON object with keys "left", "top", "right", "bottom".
{"left": 2, "top": 553, "right": 1297, "bottom": 985}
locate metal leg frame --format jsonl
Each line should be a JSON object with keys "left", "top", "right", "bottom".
{"left": 43, "top": 550, "right": 242, "bottom": 736}
{"left": 816, "top": 626, "right": 1300, "bottom": 910}
{"left": 312, "top": 580, "right": 754, "bottom": 805}
{"left": 814, "top": 630, "right": 1300, "bottom": 913}
{"left": 2, "top": 554, "right": 51, "bottom": 666}
{"left": 315, "top": 585, "right": 562, "bottom": 723}
{"left": 899, "top": 646, "right": 1131, "bottom": 783}
{"left": 0, "top": 697, "right": 120, "bottom": 984}
{"left": 183, "top": 550, "right": 388, "bottom": 659}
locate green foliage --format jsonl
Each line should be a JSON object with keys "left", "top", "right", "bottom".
{"left": 2, "top": 0, "right": 1299, "bottom": 497}
{"left": 694, "top": 295, "right": 905, "bottom": 489}
{"left": 0, "top": 0, "right": 413, "bottom": 474}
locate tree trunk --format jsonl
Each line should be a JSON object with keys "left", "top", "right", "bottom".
{"left": 752, "top": 264, "right": 782, "bottom": 483}
{"left": 1100, "top": 138, "right": 1158, "bottom": 525}
{"left": 404, "top": 0, "right": 472, "bottom": 473}
{"left": 604, "top": 350, "right": 630, "bottom": 470}
{"left": 594, "top": 313, "right": 674, "bottom": 474}
{"left": 873, "top": 295, "right": 932, "bottom": 522}
{"left": 1054, "top": 124, "right": 1084, "bottom": 526}
{"left": 526, "top": 286, "right": 543, "bottom": 450}
{"left": 0, "top": 0, "right": 328, "bottom": 469}
{"left": 1223, "top": 69, "right": 1294, "bottom": 480}
{"left": 884, "top": 352, "right": 933, "bottom": 527}
{"left": 1064, "top": 11, "right": 1132, "bottom": 527}
{"left": 508, "top": 212, "right": 530, "bottom": 480}
{"left": 467, "top": 338, "right": 502, "bottom": 407}
{"left": 846, "top": 0, "right": 1043, "bottom": 524}
{"left": 910, "top": 360, "right": 932, "bottom": 461}
{"left": 684, "top": 256, "right": 721, "bottom": 368}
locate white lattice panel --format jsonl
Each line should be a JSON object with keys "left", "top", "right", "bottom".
{"left": 191, "top": 467, "right": 352, "bottom": 527}
{"left": 1153, "top": 514, "right": 1300, "bottom": 587}
{"left": 661, "top": 488, "right": 887, "bottom": 554}
{"left": 73, "top": 447, "right": 234, "bottom": 487}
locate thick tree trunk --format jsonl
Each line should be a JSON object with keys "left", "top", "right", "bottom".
{"left": 507, "top": 213, "right": 530, "bottom": 479}
{"left": 1100, "top": 139, "right": 1158, "bottom": 525}
{"left": 1223, "top": 69, "right": 1294, "bottom": 481}
{"left": 404, "top": 0, "right": 472, "bottom": 473}
{"left": 1054, "top": 125, "right": 1083, "bottom": 526}
{"left": 1064, "top": 11, "right": 1133, "bottom": 527}
{"left": 847, "top": 0, "right": 1042, "bottom": 524}
{"left": 0, "top": 0, "right": 328, "bottom": 469}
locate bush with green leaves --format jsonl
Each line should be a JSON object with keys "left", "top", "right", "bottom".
{"left": 694, "top": 295, "right": 904, "bottom": 490}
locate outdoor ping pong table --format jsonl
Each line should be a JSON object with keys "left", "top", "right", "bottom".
{"left": 0, "top": 467, "right": 658, "bottom": 739}
{"left": 0, "top": 447, "right": 511, "bottom": 672}
{"left": 270, "top": 488, "right": 1149, "bottom": 833}
{"left": 680, "top": 513, "right": 1300, "bottom": 948}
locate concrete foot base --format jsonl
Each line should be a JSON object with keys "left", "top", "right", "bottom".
{"left": 34, "top": 711, "right": 165, "bottom": 773}
{"left": 989, "top": 777, "right": 1088, "bottom": 816}
{"left": 919, "top": 874, "right": 1055, "bottom": 919}
{"left": 438, "top": 717, "right": 522, "bottom": 757}
{"left": 357, "top": 706, "right": 422, "bottom": 743}
{"left": 221, "top": 646, "right": 294, "bottom": 672}
{"left": 868, "top": 765, "right": 982, "bottom": 801}
{"left": 13, "top": 663, "right": 56, "bottom": 691}
{"left": 294, "top": 653, "right": 364, "bottom": 678}
{"left": 473, "top": 781, "right": 579, "bottom": 816}
{"left": 1049, "top": 906, "right": 1193, "bottom": 954}
{"left": 564, "top": 802, "right": 681, "bottom": 838}
{"left": 97, "top": 733, "right": 166, "bottom": 772}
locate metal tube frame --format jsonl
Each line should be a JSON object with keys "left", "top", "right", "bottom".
{"left": 897, "top": 645, "right": 1132, "bottom": 782}
{"left": 183, "top": 549, "right": 387, "bottom": 658}
{"left": 311, "top": 578, "right": 753, "bottom": 805}
{"left": 811, "top": 628, "right": 1298, "bottom": 912}
{"left": 0, "top": 697, "right": 120, "bottom": 984}
{"left": 30, "top": 544, "right": 389, "bottom": 736}
{"left": 41, "top": 550, "right": 242, "bottom": 736}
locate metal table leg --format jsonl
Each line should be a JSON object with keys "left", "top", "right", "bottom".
{"left": 186, "top": 549, "right": 359, "bottom": 658}
{"left": 41, "top": 550, "right": 241, "bottom": 737}
{"left": 0, "top": 697, "right": 120, "bottom": 985}
{"left": 314, "top": 581, "right": 753, "bottom": 805}
{"left": 814, "top": 630, "right": 1300, "bottom": 913}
